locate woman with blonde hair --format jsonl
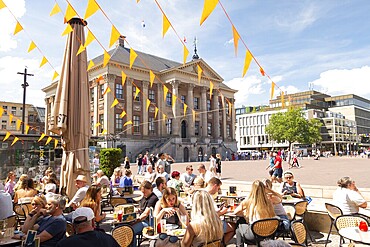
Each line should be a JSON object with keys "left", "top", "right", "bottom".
{"left": 22, "top": 194, "right": 47, "bottom": 233}
{"left": 79, "top": 185, "right": 106, "bottom": 223}
{"left": 4, "top": 171, "right": 16, "bottom": 197}
{"left": 110, "top": 167, "right": 121, "bottom": 187}
{"left": 14, "top": 174, "right": 28, "bottom": 192}
{"left": 234, "top": 180, "right": 276, "bottom": 245}
{"left": 181, "top": 190, "right": 223, "bottom": 247}
{"left": 14, "top": 178, "right": 38, "bottom": 204}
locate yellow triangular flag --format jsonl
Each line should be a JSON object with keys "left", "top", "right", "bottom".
{"left": 84, "top": 0, "right": 100, "bottom": 19}
{"left": 40, "top": 56, "right": 48, "bottom": 68}
{"left": 154, "top": 107, "right": 159, "bottom": 119}
{"left": 172, "top": 94, "right": 177, "bottom": 116}
{"left": 111, "top": 99, "right": 119, "bottom": 108}
{"left": 3, "top": 132, "right": 11, "bottom": 141}
{"left": 281, "top": 91, "right": 285, "bottom": 108}
{"left": 183, "top": 103, "right": 187, "bottom": 116}
{"left": 120, "top": 111, "right": 126, "bottom": 118}
{"left": 0, "top": 108, "right": 3, "bottom": 117}
{"left": 146, "top": 99, "right": 151, "bottom": 111}
{"left": 163, "top": 86, "right": 169, "bottom": 101}
{"left": 50, "top": 3, "right": 61, "bottom": 16}
{"left": 197, "top": 64, "right": 203, "bottom": 83}
{"left": 220, "top": 93, "right": 225, "bottom": 108}
{"left": 54, "top": 139, "right": 58, "bottom": 148}
{"left": 65, "top": 3, "right": 77, "bottom": 23}
{"left": 232, "top": 25, "right": 240, "bottom": 57}
{"left": 0, "top": 0, "right": 6, "bottom": 9}
{"left": 228, "top": 102, "right": 232, "bottom": 116}
{"left": 62, "top": 24, "right": 73, "bottom": 36}
{"left": 87, "top": 60, "right": 94, "bottom": 71}
{"left": 200, "top": 0, "right": 218, "bottom": 25}
{"left": 101, "top": 129, "right": 107, "bottom": 135}
{"left": 209, "top": 81, "right": 214, "bottom": 99}
{"left": 103, "top": 51, "right": 110, "bottom": 67}
{"left": 94, "top": 122, "right": 101, "bottom": 128}
{"left": 38, "top": 133, "right": 46, "bottom": 142}
{"left": 25, "top": 125, "right": 30, "bottom": 134}
{"left": 109, "top": 25, "right": 120, "bottom": 48}
{"left": 102, "top": 87, "right": 111, "bottom": 96}
{"left": 134, "top": 87, "right": 140, "bottom": 99}
{"left": 183, "top": 45, "right": 189, "bottom": 65}
{"left": 149, "top": 70, "right": 155, "bottom": 87}
{"left": 45, "top": 136, "right": 52, "bottom": 145}
{"left": 129, "top": 48, "right": 138, "bottom": 69}
{"left": 76, "top": 44, "right": 85, "bottom": 55}
{"left": 192, "top": 109, "right": 196, "bottom": 122}
{"left": 52, "top": 71, "right": 59, "bottom": 81}
{"left": 9, "top": 114, "right": 13, "bottom": 123}
{"left": 28, "top": 41, "right": 36, "bottom": 53}
{"left": 270, "top": 82, "right": 275, "bottom": 100}
{"left": 13, "top": 21, "right": 23, "bottom": 35}
{"left": 242, "top": 50, "right": 253, "bottom": 77}
{"left": 16, "top": 119, "right": 22, "bottom": 130}
{"left": 124, "top": 120, "right": 133, "bottom": 127}
{"left": 121, "top": 71, "right": 127, "bottom": 86}
{"left": 162, "top": 14, "right": 171, "bottom": 37}
{"left": 136, "top": 0, "right": 140, "bottom": 3}
{"left": 11, "top": 137, "right": 19, "bottom": 146}
{"left": 85, "top": 30, "right": 95, "bottom": 47}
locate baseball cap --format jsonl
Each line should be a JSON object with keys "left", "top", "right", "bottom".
{"left": 72, "top": 207, "right": 95, "bottom": 224}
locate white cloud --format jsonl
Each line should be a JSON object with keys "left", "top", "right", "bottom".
{"left": 224, "top": 76, "right": 265, "bottom": 106}
{"left": 309, "top": 66, "right": 370, "bottom": 97}
{"left": 0, "top": 0, "right": 26, "bottom": 51}
{"left": 279, "top": 85, "right": 300, "bottom": 95}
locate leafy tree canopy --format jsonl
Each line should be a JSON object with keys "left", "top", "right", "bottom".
{"left": 265, "top": 108, "right": 322, "bottom": 148}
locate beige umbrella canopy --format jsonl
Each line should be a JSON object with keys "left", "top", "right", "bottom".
{"left": 49, "top": 18, "right": 90, "bottom": 198}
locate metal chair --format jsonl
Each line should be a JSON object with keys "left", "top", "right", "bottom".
{"left": 251, "top": 218, "right": 280, "bottom": 247}
{"left": 293, "top": 201, "right": 313, "bottom": 243}
{"left": 112, "top": 224, "right": 134, "bottom": 247}
{"left": 13, "top": 203, "right": 31, "bottom": 226}
{"left": 325, "top": 203, "right": 343, "bottom": 247}
{"left": 335, "top": 215, "right": 368, "bottom": 246}
{"left": 290, "top": 220, "right": 307, "bottom": 246}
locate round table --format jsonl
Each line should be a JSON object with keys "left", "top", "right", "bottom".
{"left": 0, "top": 238, "right": 22, "bottom": 247}
{"left": 339, "top": 227, "right": 370, "bottom": 244}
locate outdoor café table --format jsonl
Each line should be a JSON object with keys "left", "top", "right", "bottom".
{"left": 0, "top": 238, "right": 22, "bottom": 247}
{"left": 112, "top": 193, "right": 142, "bottom": 199}
{"left": 217, "top": 195, "right": 246, "bottom": 203}
{"left": 339, "top": 227, "right": 370, "bottom": 245}
{"left": 282, "top": 197, "right": 304, "bottom": 205}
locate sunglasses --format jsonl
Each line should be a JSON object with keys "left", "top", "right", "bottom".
{"left": 285, "top": 176, "right": 293, "bottom": 179}
{"left": 159, "top": 233, "right": 179, "bottom": 243}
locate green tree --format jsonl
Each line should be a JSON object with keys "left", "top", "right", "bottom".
{"left": 265, "top": 108, "right": 322, "bottom": 149}
{"left": 99, "top": 148, "right": 122, "bottom": 177}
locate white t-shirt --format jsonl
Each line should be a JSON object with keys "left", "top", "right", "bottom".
{"left": 333, "top": 187, "right": 366, "bottom": 214}
{"left": 200, "top": 170, "right": 214, "bottom": 184}
{"left": 69, "top": 185, "right": 89, "bottom": 206}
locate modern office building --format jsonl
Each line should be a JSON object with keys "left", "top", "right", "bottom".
{"left": 43, "top": 37, "right": 237, "bottom": 162}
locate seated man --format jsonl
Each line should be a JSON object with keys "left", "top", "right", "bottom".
{"left": 180, "top": 165, "right": 197, "bottom": 187}
{"left": 56, "top": 207, "right": 119, "bottom": 247}
{"left": 156, "top": 165, "right": 169, "bottom": 182}
{"left": 131, "top": 181, "right": 158, "bottom": 247}
{"left": 197, "top": 164, "right": 214, "bottom": 184}
{"left": 144, "top": 165, "right": 156, "bottom": 184}
{"left": 153, "top": 177, "right": 166, "bottom": 200}
{"left": 19, "top": 194, "right": 67, "bottom": 247}
{"left": 67, "top": 175, "right": 89, "bottom": 210}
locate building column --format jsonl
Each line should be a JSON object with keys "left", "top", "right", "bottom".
{"left": 212, "top": 90, "right": 220, "bottom": 138}
{"left": 103, "top": 74, "right": 116, "bottom": 135}
{"left": 171, "top": 80, "right": 180, "bottom": 137}
{"left": 201, "top": 87, "right": 208, "bottom": 137}
{"left": 142, "top": 81, "right": 149, "bottom": 136}
{"left": 230, "top": 99, "right": 236, "bottom": 140}
{"left": 157, "top": 83, "right": 164, "bottom": 136}
{"left": 126, "top": 78, "right": 133, "bottom": 135}
{"left": 186, "top": 84, "right": 195, "bottom": 137}
{"left": 93, "top": 82, "right": 99, "bottom": 136}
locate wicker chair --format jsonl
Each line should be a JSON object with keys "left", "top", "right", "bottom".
{"left": 293, "top": 201, "right": 313, "bottom": 243}
{"left": 4, "top": 215, "right": 18, "bottom": 229}
{"left": 112, "top": 224, "right": 134, "bottom": 247}
{"left": 335, "top": 215, "right": 368, "bottom": 246}
{"left": 203, "top": 239, "right": 222, "bottom": 247}
{"left": 251, "top": 218, "right": 280, "bottom": 247}
{"left": 290, "top": 220, "right": 307, "bottom": 246}
{"left": 325, "top": 203, "right": 343, "bottom": 247}
{"left": 111, "top": 198, "right": 128, "bottom": 207}
{"left": 13, "top": 203, "right": 31, "bottom": 226}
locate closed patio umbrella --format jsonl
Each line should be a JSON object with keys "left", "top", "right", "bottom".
{"left": 49, "top": 18, "right": 90, "bottom": 198}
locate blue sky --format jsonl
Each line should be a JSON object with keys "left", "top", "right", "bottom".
{"left": 1, "top": 0, "right": 370, "bottom": 108}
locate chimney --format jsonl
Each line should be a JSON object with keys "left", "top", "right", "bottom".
{"left": 117, "top": 35, "right": 126, "bottom": 48}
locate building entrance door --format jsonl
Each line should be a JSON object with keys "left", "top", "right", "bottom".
{"left": 181, "top": 120, "right": 187, "bottom": 138}
{"left": 183, "top": 147, "right": 189, "bottom": 162}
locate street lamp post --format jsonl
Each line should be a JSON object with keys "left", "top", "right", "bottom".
{"left": 17, "top": 67, "right": 34, "bottom": 134}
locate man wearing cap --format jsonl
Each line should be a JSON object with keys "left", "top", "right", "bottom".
{"left": 56, "top": 207, "right": 119, "bottom": 247}
{"left": 180, "top": 165, "right": 197, "bottom": 187}
{"left": 67, "top": 175, "right": 89, "bottom": 210}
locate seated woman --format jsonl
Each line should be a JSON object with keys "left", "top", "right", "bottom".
{"left": 153, "top": 187, "right": 188, "bottom": 229}
{"left": 280, "top": 171, "right": 305, "bottom": 199}
{"left": 234, "top": 180, "right": 276, "bottom": 245}
{"left": 111, "top": 167, "right": 121, "bottom": 187}
{"left": 22, "top": 194, "right": 47, "bottom": 233}
{"left": 263, "top": 179, "right": 290, "bottom": 233}
{"left": 79, "top": 185, "right": 106, "bottom": 223}
{"left": 167, "top": 171, "right": 184, "bottom": 194}
{"left": 14, "top": 178, "right": 38, "bottom": 204}
{"left": 181, "top": 190, "right": 223, "bottom": 247}
{"left": 333, "top": 176, "right": 367, "bottom": 215}
{"left": 119, "top": 169, "right": 133, "bottom": 188}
